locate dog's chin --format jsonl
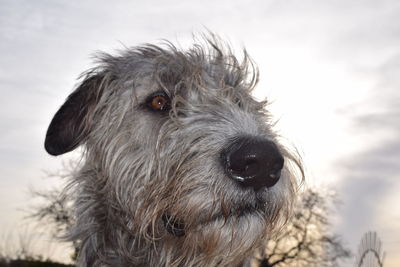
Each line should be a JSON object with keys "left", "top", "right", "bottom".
{"left": 162, "top": 206, "right": 267, "bottom": 238}
{"left": 161, "top": 211, "right": 267, "bottom": 264}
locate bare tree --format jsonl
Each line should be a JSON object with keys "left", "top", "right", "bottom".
{"left": 30, "top": 189, "right": 74, "bottom": 238}
{"left": 0, "top": 227, "right": 38, "bottom": 262}
{"left": 254, "top": 188, "right": 351, "bottom": 267}
{"left": 0, "top": 225, "right": 70, "bottom": 266}
{"left": 29, "top": 187, "right": 78, "bottom": 262}
{"left": 28, "top": 161, "right": 79, "bottom": 262}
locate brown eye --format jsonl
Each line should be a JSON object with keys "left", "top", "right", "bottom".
{"left": 147, "top": 92, "right": 171, "bottom": 111}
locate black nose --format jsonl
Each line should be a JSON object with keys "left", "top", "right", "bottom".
{"left": 221, "top": 137, "right": 284, "bottom": 190}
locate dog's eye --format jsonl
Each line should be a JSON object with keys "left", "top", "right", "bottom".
{"left": 147, "top": 92, "right": 171, "bottom": 111}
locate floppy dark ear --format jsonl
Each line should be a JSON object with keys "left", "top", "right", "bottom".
{"left": 45, "top": 74, "right": 105, "bottom": 156}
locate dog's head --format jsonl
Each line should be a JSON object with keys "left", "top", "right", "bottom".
{"left": 45, "top": 37, "right": 303, "bottom": 265}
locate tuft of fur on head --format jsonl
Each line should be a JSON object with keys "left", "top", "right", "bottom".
{"left": 46, "top": 35, "right": 304, "bottom": 267}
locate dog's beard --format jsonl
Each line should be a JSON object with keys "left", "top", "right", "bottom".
{"left": 161, "top": 196, "right": 272, "bottom": 240}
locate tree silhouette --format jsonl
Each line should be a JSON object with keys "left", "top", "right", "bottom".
{"left": 254, "top": 188, "right": 351, "bottom": 267}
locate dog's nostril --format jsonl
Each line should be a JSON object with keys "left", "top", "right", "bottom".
{"left": 272, "top": 156, "right": 284, "bottom": 172}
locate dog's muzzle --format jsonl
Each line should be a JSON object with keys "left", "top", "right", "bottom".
{"left": 221, "top": 136, "right": 284, "bottom": 191}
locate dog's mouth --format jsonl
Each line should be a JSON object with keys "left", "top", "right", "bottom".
{"left": 162, "top": 202, "right": 266, "bottom": 237}
{"left": 162, "top": 213, "right": 186, "bottom": 237}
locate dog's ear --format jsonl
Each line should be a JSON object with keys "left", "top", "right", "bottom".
{"left": 45, "top": 73, "right": 105, "bottom": 156}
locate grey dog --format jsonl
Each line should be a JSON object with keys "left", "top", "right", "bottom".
{"left": 44, "top": 36, "right": 303, "bottom": 267}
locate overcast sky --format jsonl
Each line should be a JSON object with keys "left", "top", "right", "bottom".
{"left": 0, "top": 0, "right": 399, "bottom": 266}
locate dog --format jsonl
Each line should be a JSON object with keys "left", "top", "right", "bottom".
{"left": 44, "top": 36, "right": 302, "bottom": 266}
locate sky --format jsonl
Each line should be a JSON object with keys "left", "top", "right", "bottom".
{"left": 0, "top": 0, "right": 399, "bottom": 266}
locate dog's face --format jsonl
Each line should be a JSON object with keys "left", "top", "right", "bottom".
{"left": 45, "top": 41, "right": 302, "bottom": 265}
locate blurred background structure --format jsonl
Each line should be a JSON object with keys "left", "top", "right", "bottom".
{"left": 0, "top": 0, "right": 399, "bottom": 266}
{"left": 356, "top": 232, "right": 385, "bottom": 267}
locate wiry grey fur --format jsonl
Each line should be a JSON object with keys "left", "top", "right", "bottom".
{"left": 45, "top": 36, "right": 303, "bottom": 267}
